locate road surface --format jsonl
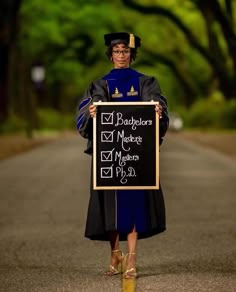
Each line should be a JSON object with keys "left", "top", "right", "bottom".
{"left": 0, "top": 133, "right": 235, "bottom": 291}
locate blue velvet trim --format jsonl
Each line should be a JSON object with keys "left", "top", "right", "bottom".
{"left": 103, "top": 68, "right": 143, "bottom": 102}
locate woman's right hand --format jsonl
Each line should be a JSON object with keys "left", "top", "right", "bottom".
{"left": 89, "top": 104, "right": 97, "bottom": 118}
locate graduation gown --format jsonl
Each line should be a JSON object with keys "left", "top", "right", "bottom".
{"left": 77, "top": 68, "right": 169, "bottom": 241}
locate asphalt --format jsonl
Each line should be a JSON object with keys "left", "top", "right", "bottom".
{"left": 0, "top": 133, "right": 235, "bottom": 292}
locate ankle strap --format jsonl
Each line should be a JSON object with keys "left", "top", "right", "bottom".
{"left": 112, "top": 249, "right": 121, "bottom": 253}
{"left": 127, "top": 252, "right": 136, "bottom": 255}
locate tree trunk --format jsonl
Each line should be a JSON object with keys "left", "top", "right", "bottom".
{"left": 0, "top": 0, "right": 22, "bottom": 122}
{"left": 0, "top": 45, "right": 9, "bottom": 122}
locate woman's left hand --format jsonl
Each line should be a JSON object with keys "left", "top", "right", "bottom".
{"left": 155, "top": 104, "right": 163, "bottom": 119}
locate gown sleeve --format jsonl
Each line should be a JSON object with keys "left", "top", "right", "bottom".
{"left": 140, "top": 76, "right": 169, "bottom": 145}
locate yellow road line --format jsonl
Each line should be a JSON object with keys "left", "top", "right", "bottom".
{"left": 122, "top": 277, "right": 136, "bottom": 292}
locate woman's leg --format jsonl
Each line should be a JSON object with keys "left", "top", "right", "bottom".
{"left": 126, "top": 226, "right": 138, "bottom": 271}
{"left": 109, "top": 230, "right": 120, "bottom": 251}
{"left": 105, "top": 231, "right": 122, "bottom": 275}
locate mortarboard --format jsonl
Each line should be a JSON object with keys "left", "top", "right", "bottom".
{"left": 104, "top": 32, "right": 141, "bottom": 48}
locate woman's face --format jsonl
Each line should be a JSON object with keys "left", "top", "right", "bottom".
{"left": 112, "top": 43, "right": 131, "bottom": 69}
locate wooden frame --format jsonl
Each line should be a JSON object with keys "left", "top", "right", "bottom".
{"left": 93, "top": 101, "right": 159, "bottom": 190}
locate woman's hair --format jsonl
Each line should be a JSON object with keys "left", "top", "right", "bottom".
{"left": 105, "top": 41, "right": 138, "bottom": 63}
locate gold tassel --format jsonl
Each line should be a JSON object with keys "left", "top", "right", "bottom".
{"left": 129, "top": 34, "right": 135, "bottom": 48}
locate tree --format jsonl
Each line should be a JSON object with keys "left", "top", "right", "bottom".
{"left": 0, "top": 0, "right": 22, "bottom": 121}
{"left": 19, "top": 0, "right": 122, "bottom": 111}
{"left": 121, "top": 0, "right": 236, "bottom": 102}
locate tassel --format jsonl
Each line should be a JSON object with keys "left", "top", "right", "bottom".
{"left": 129, "top": 34, "right": 135, "bottom": 48}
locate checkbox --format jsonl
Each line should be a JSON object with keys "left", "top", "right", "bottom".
{"left": 101, "top": 166, "right": 113, "bottom": 178}
{"left": 101, "top": 112, "right": 114, "bottom": 125}
{"left": 101, "top": 131, "right": 114, "bottom": 142}
{"left": 101, "top": 149, "right": 114, "bottom": 162}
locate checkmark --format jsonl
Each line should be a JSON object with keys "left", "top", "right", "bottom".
{"left": 101, "top": 149, "right": 114, "bottom": 162}
{"left": 101, "top": 131, "right": 115, "bottom": 142}
{"left": 101, "top": 166, "right": 113, "bottom": 178}
{"left": 101, "top": 112, "right": 114, "bottom": 125}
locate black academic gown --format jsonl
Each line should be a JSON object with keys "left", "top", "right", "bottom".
{"left": 77, "top": 68, "right": 169, "bottom": 241}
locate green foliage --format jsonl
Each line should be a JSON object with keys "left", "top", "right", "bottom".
{"left": 0, "top": 114, "right": 27, "bottom": 134}
{"left": 187, "top": 99, "right": 223, "bottom": 128}
{"left": 222, "top": 99, "right": 236, "bottom": 128}
{"left": 0, "top": 110, "right": 76, "bottom": 134}
{"left": 179, "top": 92, "right": 236, "bottom": 129}
{"left": 19, "top": 0, "right": 214, "bottom": 106}
{"left": 37, "top": 108, "right": 75, "bottom": 130}
{"left": 8, "top": 0, "right": 234, "bottom": 133}
{"left": 19, "top": 0, "right": 124, "bottom": 95}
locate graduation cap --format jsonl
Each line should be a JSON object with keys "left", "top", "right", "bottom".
{"left": 104, "top": 32, "right": 141, "bottom": 48}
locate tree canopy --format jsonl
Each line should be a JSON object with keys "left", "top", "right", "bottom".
{"left": 1, "top": 0, "right": 236, "bottom": 131}
{"left": 121, "top": 0, "right": 236, "bottom": 104}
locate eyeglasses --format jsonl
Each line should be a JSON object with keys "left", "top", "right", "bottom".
{"left": 112, "top": 49, "right": 131, "bottom": 56}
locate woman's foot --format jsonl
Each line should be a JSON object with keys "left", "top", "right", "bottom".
{"left": 124, "top": 252, "right": 137, "bottom": 279}
{"left": 104, "top": 249, "right": 123, "bottom": 276}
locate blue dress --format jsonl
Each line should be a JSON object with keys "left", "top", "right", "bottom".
{"left": 102, "top": 68, "right": 148, "bottom": 234}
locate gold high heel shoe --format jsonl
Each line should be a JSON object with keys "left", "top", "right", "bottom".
{"left": 104, "top": 249, "right": 124, "bottom": 276}
{"left": 123, "top": 252, "right": 137, "bottom": 279}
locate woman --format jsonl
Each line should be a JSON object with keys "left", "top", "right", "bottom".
{"left": 77, "top": 32, "right": 169, "bottom": 279}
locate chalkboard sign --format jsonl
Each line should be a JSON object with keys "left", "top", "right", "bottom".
{"left": 93, "top": 101, "right": 159, "bottom": 190}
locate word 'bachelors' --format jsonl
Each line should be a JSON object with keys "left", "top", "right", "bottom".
{"left": 115, "top": 112, "right": 152, "bottom": 130}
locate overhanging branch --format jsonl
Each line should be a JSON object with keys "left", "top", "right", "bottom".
{"left": 136, "top": 50, "right": 200, "bottom": 106}
{"left": 121, "top": 0, "right": 215, "bottom": 66}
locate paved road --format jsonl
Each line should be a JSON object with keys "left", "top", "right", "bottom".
{"left": 0, "top": 133, "right": 235, "bottom": 292}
